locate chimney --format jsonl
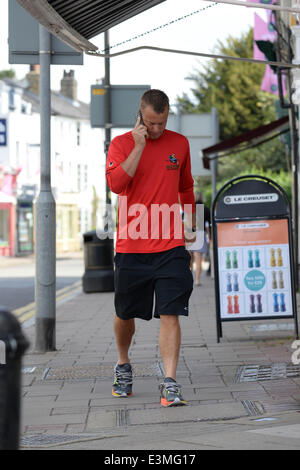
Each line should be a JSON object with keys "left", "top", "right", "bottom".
{"left": 26, "top": 65, "right": 40, "bottom": 95}
{"left": 60, "top": 70, "right": 77, "bottom": 101}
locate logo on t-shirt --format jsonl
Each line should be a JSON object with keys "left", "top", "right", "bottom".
{"left": 166, "top": 153, "right": 180, "bottom": 170}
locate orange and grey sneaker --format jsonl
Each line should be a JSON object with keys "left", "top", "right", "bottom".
{"left": 112, "top": 363, "right": 133, "bottom": 397}
{"left": 159, "top": 378, "right": 187, "bottom": 407}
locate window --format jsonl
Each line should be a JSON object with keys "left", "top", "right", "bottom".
{"left": 84, "top": 165, "right": 88, "bottom": 191}
{"left": 16, "top": 141, "right": 20, "bottom": 167}
{"left": 0, "top": 209, "right": 9, "bottom": 245}
{"left": 9, "top": 89, "right": 15, "bottom": 110}
{"left": 76, "top": 122, "right": 81, "bottom": 146}
{"left": 77, "top": 164, "right": 81, "bottom": 192}
{"left": 68, "top": 210, "right": 73, "bottom": 238}
{"left": 57, "top": 210, "right": 63, "bottom": 239}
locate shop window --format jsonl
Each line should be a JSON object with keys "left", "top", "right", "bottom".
{"left": 0, "top": 209, "right": 9, "bottom": 246}
{"left": 57, "top": 210, "right": 63, "bottom": 239}
{"left": 68, "top": 210, "right": 73, "bottom": 238}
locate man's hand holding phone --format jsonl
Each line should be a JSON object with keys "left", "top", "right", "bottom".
{"left": 121, "top": 112, "right": 147, "bottom": 178}
{"left": 132, "top": 112, "right": 148, "bottom": 150}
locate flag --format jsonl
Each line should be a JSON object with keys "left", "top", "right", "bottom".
{"left": 253, "top": 12, "right": 286, "bottom": 95}
{"left": 246, "top": 0, "right": 275, "bottom": 4}
{"left": 0, "top": 168, "right": 21, "bottom": 196}
{"left": 261, "top": 65, "right": 279, "bottom": 94}
{"left": 254, "top": 12, "right": 276, "bottom": 43}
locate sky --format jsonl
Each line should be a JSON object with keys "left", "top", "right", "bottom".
{"left": 0, "top": 0, "right": 266, "bottom": 108}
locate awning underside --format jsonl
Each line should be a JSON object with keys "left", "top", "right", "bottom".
{"left": 17, "top": 0, "right": 166, "bottom": 52}
{"left": 202, "top": 115, "right": 289, "bottom": 169}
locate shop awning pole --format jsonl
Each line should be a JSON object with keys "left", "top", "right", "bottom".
{"left": 35, "top": 25, "right": 56, "bottom": 352}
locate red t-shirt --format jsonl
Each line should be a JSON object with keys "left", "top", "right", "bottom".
{"left": 106, "top": 129, "right": 195, "bottom": 253}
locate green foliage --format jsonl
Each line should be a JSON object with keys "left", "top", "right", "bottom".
{"left": 178, "top": 27, "right": 292, "bottom": 211}
{"left": 218, "top": 137, "right": 289, "bottom": 181}
{"left": 197, "top": 167, "right": 292, "bottom": 210}
{"left": 177, "top": 28, "right": 277, "bottom": 141}
{"left": 0, "top": 69, "right": 16, "bottom": 80}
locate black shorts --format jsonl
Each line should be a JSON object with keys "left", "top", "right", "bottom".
{"left": 114, "top": 246, "right": 193, "bottom": 321}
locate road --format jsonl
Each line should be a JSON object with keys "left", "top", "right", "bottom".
{"left": 0, "top": 254, "right": 85, "bottom": 326}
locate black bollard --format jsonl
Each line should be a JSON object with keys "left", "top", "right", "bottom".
{"left": 0, "top": 309, "right": 29, "bottom": 450}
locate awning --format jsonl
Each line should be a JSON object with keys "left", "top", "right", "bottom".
{"left": 202, "top": 115, "right": 289, "bottom": 169}
{"left": 16, "top": 0, "right": 166, "bottom": 52}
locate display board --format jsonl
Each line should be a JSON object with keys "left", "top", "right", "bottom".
{"left": 217, "top": 218, "right": 292, "bottom": 319}
{"left": 212, "top": 175, "right": 298, "bottom": 342}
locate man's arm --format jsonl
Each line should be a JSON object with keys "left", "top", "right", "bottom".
{"left": 106, "top": 116, "right": 147, "bottom": 194}
{"left": 121, "top": 116, "right": 147, "bottom": 177}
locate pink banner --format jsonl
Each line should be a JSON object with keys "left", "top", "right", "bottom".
{"left": 261, "top": 65, "right": 278, "bottom": 94}
{"left": 254, "top": 12, "right": 276, "bottom": 42}
{"left": 252, "top": 12, "right": 286, "bottom": 95}
{"left": 247, "top": 0, "right": 275, "bottom": 4}
{"left": 0, "top": 168, "right": 21, "bottom": 195}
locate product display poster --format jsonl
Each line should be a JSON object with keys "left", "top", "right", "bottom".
{"left": 217, "top": 219, "right": 293, "bottom": 320}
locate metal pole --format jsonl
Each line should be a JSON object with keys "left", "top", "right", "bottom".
{"left": 211, "top": 108, "right": 219, "bottom": 202}
{"left": 35, "top": 26, "right": 56, "bottom": 352}
{"left": 104, "top": 30, "right": 112, "bottom": 208}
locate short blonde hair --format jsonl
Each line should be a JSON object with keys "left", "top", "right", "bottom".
{"left": 140, "top": 89, "right": 169, "bottom": 114}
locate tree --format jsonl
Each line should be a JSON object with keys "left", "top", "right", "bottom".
{"left": 177, "top": 27, "right": 289, "bottom": 182}
{"left": 0, "top": 69, "right": 16, "bottom": 80}
{"left": 177, "top": 28, "right": 277, "bottom": 141}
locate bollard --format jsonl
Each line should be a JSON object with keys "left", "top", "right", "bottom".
{"left": 0, "top": 309, "right": 29, "bottom": 450}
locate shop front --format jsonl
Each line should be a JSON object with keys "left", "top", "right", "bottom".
{"left": 16, "top": 199, "right": 34, "bottom": 255}
{"left": 0, "top": 193, "right": 16, "bottom": 257}
{"left": 16, "top": 186, "right": 36, "bottom": 256}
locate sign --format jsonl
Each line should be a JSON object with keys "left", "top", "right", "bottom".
{"left": 224, "top": 193, "right": 279, "bottom": 204}
{"left": 212, "top": 175, "right": 298, "bottom": 342}
{"left": 90, "top": 85, "right": 150, "bottom": 128}
{"left": 217, "top": 219, "right": 293, "bottom": 319}
{"left": 0, "top": 119, "right": 7, "bottom": 147}
{"left": 9, "top": 0, "right": 83, "bottom": 65}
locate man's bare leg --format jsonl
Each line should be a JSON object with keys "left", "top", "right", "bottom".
{"left": 159, "top": 315, "right": 181, "bottom": 380}
{"left": 114, "top": 315, "right": 135, "bottom": 364}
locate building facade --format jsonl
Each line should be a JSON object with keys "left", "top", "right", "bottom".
{"left": 0, "top": 68, "right": 106, "bottom": 256}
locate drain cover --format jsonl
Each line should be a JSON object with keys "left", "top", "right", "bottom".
{"left": 43, "top": 362, "right": 164, "bottom": 380}
{"left": 20, "top": 434, "right": 100, "bottom": 448}
{"left": 235, "top": 363, "right": 300, "bottom": 383}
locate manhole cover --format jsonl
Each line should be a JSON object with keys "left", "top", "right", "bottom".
{"left": 235, "top": 363, "right": 300, "bottom": 383}
{"left": 20, "top": 434, "right": 100, "bottom": 448}
{"left": 43, "top": 362, "right": 164, "bottom": 380}
{"left": 241, "top": 400, "right": 265, "bottom": 416}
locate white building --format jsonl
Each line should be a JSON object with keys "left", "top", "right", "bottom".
{"left": 0, "top": 67, "right": 106, "bottom": 255}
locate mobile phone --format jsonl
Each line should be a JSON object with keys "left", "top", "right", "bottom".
{"left": 138, "top": 111, "right": 145, "bottom": 126}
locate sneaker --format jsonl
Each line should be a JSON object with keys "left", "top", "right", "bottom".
{"left": 112, "top": 363, "right": 133, "bottom": 397}
{"left": 159, "top": 379, "right": 187, "bottom": 407}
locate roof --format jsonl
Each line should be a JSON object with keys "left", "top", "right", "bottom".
{"left": 3, "top": 77, "right": 90, "bottom": 120}
{"left": 16, "top": 0, "right": 166, "bottom": 52}
{"left": 23, "top": 89, "right": 90, "bottom": 120}
{"left": 202, "top": 116, "right": 290, "bottom": 169}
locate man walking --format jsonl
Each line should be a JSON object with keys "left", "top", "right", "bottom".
{"left": 106, "top": 89, "right": 195, "bottom": 407}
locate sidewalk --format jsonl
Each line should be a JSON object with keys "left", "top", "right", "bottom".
{"left": 18, "top": 270, "right": 300, "bottom": 450}
{"left": 0, "top": 251, "right": 83, "bottom": 267}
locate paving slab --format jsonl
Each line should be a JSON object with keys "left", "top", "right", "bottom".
{"left": 10, "top": 265, "right": 299, "bottom": 450}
